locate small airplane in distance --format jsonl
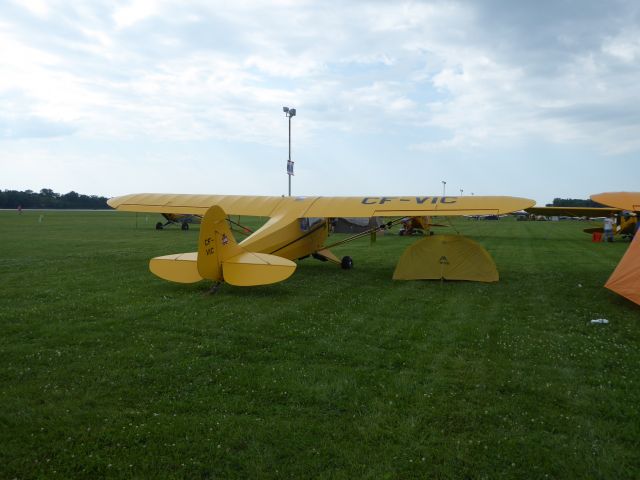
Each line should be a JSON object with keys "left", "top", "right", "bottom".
{"left": 156, "top": 213, "right": 201, "bottom": 230}
{"left": 155, "top": 213, "right": 254, "bottom": 237}
{"left": 108, "top": 193, "right": 535, "bottom": 288}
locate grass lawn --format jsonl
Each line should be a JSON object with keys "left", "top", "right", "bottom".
{"left": 1, "top": 210, "right": 639, "bottom": 479}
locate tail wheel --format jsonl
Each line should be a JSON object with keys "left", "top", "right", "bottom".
{"left": 341, "top": 256, "right": 354, "bottom": 270}
{"left": 155, "top": 222, "right": 163, "bottom": 230}
{"left": 181, "top": 222, "right": 189, "bottom": 231}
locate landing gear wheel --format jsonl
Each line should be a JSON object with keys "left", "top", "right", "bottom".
{"left": 181, "top": 222, "right": 189, "bottom": 231}
{"left": 155, "top": 222, "right": 163, "bottom": 230}
{"left": 341, "top": 256, "right": 354, "bottom": 270}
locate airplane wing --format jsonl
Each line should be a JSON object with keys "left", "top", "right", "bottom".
{"left": 301, "top": 195, "right": 534, "bottom": 217}
{"left": 591, "top": 192, "right": 640, "bottom": 211}
{"left": 525, "top": 206, "right": 621, "bottom": 217}
{"left": 107, "top": 193, "right": 286, "bottom": 216}
{"left": 108, "top": 193, "right": 534, "bottom": 218}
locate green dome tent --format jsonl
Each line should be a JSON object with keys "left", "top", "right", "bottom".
{"left": 393, "top": 235, "right": 499, "bottom": 282}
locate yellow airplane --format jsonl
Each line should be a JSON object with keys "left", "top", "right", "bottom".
{"left": 108, "top": 193, "right": 535, "bottom": 288}
{"left": 525, "top": 206, "right": 637, "bottom": 239}
{"left": 399, "top": 216, "right": 433, "bottom": 236}
{"left": 589, "top": 192, "right": 639, "bottom": 239}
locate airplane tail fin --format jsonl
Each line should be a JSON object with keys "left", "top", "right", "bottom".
{"left": 149, "top": 206, "right": 296, "bottom": 286}
{"left": 197, "top": 205, "right": 297, "bottom": 286}
{"left": 196, "top": 205, "right": 241, "bottom": 281}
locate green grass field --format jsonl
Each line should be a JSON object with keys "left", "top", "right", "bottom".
{"left": 1, "top": 211, "right": 639, "bottom": 479}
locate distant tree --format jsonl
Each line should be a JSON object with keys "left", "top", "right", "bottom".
{"left": 39, "top": 188, "right": 58, "bottom": 197}
{"left": 62, "top": 191, "right": 79, "bottom": 208}
{"left": 0, "top": 189, "right": 110, "bottom": 209}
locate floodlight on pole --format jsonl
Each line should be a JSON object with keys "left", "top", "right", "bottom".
{"left": 442, "top": 180, "right": 446, "bottom": 197}
{"left": 283, "top": 106, "right": 296, "bottom": 196}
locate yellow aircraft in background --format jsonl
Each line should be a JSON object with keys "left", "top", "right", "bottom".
{"left": 525, "top": 206, "right": 637, "bottom": 239}
{"left": 591, "top": 192, "right": 640, "bottom": 212}
{"left": 156, "top": 213, "right": 201, "bottom": 230}
{"left": 156, "top": 213, "right": 254, "bottom": 237}
{"left": 108, "top": 193, "right": 535, "bottom": 288}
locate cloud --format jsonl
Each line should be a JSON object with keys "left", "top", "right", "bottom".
{"left": 2, "top": 1, "right": 638, "bottom": 153}
{"left": 0, "top": 115, "right": 75, "bottom": 139}
{"left": 11, "top": 0, "right": 50, "bottom": 18}
{"left": 113, "top": 0, "right": 161, "bottom": 29}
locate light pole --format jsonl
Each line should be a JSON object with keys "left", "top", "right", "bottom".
{"left": 442, "top": 180, "right": 446, "bottom": 197}
{"left": 283, "top": 106, "right": 296, "bottom": 196}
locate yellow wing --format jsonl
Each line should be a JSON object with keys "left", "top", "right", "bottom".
{"left": 591, "top": 192, "right": 640, "bottom": 211}
{"left": 107, "top": 193, "right": 286, "bottom": 216}
{"left": 108, "top": 193, "right": 534, "bottom": 218}
{"left": 525, "top": 206, "right": 621, "bottom": 217}
{"left": 303, "top": 195, "right": 534, "bottom": 217}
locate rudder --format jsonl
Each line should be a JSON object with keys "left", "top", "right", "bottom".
{"left": 197, "top": 205, "right": 242, "bottom": 281}
{"left": 197, "top": 205, "right": 297, "bottom": 286}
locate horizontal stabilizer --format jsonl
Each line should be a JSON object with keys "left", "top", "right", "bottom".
{"left": 149, "top": 252, "right": 202, "bottom": 283}
{"left": 222, "top": 252, "right": 296, "bottom": 286}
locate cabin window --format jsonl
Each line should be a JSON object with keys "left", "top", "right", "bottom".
{"left": 300, "top": 218, "right": 323, "bottom": 231}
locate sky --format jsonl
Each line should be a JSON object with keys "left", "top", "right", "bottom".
{"left": 1, "top": 0, "right": 639, "bottom": 205}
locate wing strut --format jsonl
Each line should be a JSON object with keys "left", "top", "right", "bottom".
{"left": 323, "top": 218, "right": 404, "bottom": 250}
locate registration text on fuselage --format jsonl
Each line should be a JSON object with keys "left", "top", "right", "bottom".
{"left": 360, "top": 196, "right": 458, "bottom": 205}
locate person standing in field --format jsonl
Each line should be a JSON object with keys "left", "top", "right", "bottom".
{"left": 603, "top": 215, "right": 614, "bottom": 242}
{"left": 17, "top": 204, "right": 22, "bottom": 214}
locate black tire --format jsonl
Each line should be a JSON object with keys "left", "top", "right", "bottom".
{"left": 341, "top": 256, "right": 353, "bottom": 270}
{"left": 155, "top": 222, "right": 163, "bottom": 230}
{"left": 181, "top": 222, "right": 189, "bottom": 231}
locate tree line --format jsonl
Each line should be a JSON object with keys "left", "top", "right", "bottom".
{"left": 0, "top": 189, "right": 110, "bottom": 209}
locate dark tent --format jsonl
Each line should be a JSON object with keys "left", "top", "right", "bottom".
{"left": 333, "top": 217, "right": 383, "bottom": 234}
